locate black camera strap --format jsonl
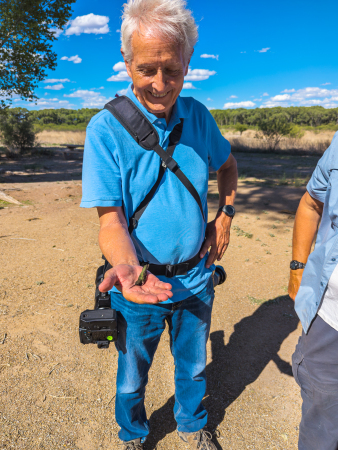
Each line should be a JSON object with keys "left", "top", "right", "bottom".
{"left": 104, "top": 96, "right": 205, "bottom": 227}
{"left": 102, "top": 95, "right": 205, "bottom": 278}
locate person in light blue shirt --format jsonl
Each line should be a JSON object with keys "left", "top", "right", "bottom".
{"left": 289, "top": 132, "right": 338, "bottom": 449}
{"left": 80, "top": 1, "right": 238, "bottom": 449}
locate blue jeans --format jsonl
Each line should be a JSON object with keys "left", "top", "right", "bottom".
{"left": 111, "top": 277, "right": 215, "bottom": 442}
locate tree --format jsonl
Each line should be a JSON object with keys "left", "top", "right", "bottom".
{"left": 257, "top": 117, "right": 293, "bottom": 151}
{"left": 235, "top": 123, "right": 248, "bottom": 135}
{"left": 0, "top": 107, "right": 36, "bottom": 154}
{"left": 0, "top": 0, "right": 75, "bottom": 109}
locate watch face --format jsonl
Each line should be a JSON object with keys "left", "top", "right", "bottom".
{"left": 224, "top": 205, "right": 235, "bottom": 217}
{"left": 290, "top": 261, "right": 297, "bottom": 270}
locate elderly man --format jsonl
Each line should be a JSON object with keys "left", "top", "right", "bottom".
{"left": 289, "top": 132, "right": 338, "bottom": 450}
{"left": 81, "top": 0, "right": 237, "bottom": 449}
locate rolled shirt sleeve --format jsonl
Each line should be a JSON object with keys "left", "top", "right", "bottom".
{"left": 80, "top": 126, "right": 123, "bottom": 208}
{"left": 306, "top": 135, "right": 337, "bottom": 203}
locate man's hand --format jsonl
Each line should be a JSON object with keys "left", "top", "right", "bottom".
{"left": 200, "top": 214, "right": 232, "bottom": 269}
{"left": 288, "top": 270, "right": 304, "bottom": 301}
{"left": 99, "top": 264, "right": 173, "bottom": 304}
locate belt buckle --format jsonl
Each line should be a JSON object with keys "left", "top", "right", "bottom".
{"left": 165, "top": 264, "right": 175, "bottom": 278}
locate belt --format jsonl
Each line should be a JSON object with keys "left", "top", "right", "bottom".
{"left": 141, "top": 252, "right": 202, "bottom": 278}
{"left": 103, "top": 252, "right": 202, "bottom": 278}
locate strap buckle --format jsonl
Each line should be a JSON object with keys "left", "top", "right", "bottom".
{"left": 165, "top": 262, "right": 189, "bottom": 277}
{"left": 164, "top": 156, "right": 179, "bottom": 172}
{"left": 131, "top": 218, "right": 138, "bottom": 229}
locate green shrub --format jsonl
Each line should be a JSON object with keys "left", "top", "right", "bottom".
{"left": 0, "top": 108, "right": 36, "bottom": 155}
{"left": 257, "top": 117, "right": 293, "bottom": 151}
{"left": 235, "top": 123, "right": 248, "bottom": 135}
{"left": 289, "top": 125, "right": 304, "bottom": 139}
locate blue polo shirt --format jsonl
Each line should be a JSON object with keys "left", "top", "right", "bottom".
{"left": 295, "top": 132, "right": 338, "bottom": 332}
{"left": 81, "top": 84, "right": 231, "bottom": 302}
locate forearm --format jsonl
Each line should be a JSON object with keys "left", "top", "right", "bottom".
{"left": 217, "top": 154, "right": 238, "bottom": 207}
{"left": 292, "top": 192, "right": 323, "bottom": 263}
{"left": 288, "top": 192, "right": 323, "bottom": 300}
{"left": 97, "top": 207, "right": 139, "bottom": 267}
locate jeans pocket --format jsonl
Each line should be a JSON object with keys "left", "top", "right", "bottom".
{"left": 292, "top": 348, "right": 313, "bottom": 399}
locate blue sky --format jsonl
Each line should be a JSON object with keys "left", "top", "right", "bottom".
{"left": 17, "top": 0, "right": 338, "bottom": 111}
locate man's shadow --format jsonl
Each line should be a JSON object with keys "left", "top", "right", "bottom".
{"left": 145, "top": 295, "right": 299, "bottom": 449}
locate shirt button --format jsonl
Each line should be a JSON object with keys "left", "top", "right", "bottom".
{"left": 332, "top": 258, "right": 336, "bottom": 261}
{"left": 320, "top": 282, "right": 324, "bottom": 286}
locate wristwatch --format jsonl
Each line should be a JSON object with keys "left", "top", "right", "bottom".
{"left": 290, "top": 260, "right": 306, "bottom": 270}
{"left": 218, "top": 205, "right": 235, "bottom": 218}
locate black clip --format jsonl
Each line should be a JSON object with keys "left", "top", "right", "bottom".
{"left": 131, "top": 218, "right": 138, "bottom": 229}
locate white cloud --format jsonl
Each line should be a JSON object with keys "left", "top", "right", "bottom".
{"left": 107, "top": 71, "right": 131, "bottom": 82}
{"left": 113, "top": 61, "right": 127, "bottom": 72}
{"left": 117, "top": 88, "right": 128, "bottom": 95}
{"left": 261, "top": 86, "right": 338, "bottom": 108}
{"left": 207, "top": 98, "right": 213, "bottom": 101}
{"left": 260, "top": 101, "right": 287, "bottom": 108}
{"left": 43, "top": 78, "right": 70, "bottom": 83}
{"left": 185, "top": 68, "right": 216, "bottom": 81}
{"left": 65, "top": 14, "right": 110, "bottom": 36}
{"left": 229, "top": 95, "right": 238, "bottom": 99}
{"left": 51, "top": 28, "right": 63, "bottom": 38}
{"left": 223, "top": 101, "right": 256, "bottom": 109}
{"left": 258, "top": 47, "right": 270, "bottom": 53}
{"left": 293, "top": 87, "right": 338, "bottom": 99}
{"left": 254, "top": 98, "right": 262, "bottom": 102}
{"left": 116, "top": 29, "right": 121, "bottom": 33}
{"left": 182, "top": 82, "right": 196, "bottom": 89}
{"left": 200, "top": 54, "right": 219, "bottom": 60}
{"left": 270, "top": 94, "right": 291, "bottom": 101}
{"left": 90, "top": 86, "right": 104, "bottom": 90}
{"left": 33, "top": 98, "right": 74, "bottom": 109}
{"left": 64, "top": 89, "right": 110, "bottom": 108}
{"left": 61, "top": 55, "right": 82, "bottom": 64}
{"left": 262, "top": 92, "right": 269, "bottom": 96}
{"left": 322, "top": 82, "right": 331, "bottom": 86}
{"left": 44, "top": 83, "right": 64, "bottom": 90}
{"left": 240, "top": 51, "right": 246, "bottom": 54}
{"left": 281, "top": 89, "right": 295, "bottom": 93}
{"left": 107, "top": 61, "right": 131, "bottom": 82}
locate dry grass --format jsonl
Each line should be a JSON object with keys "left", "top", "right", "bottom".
{"left": 36, "top": 130, "right": 86, "bottom": 145}
{"left": 36, "top": 129, "right": 335, "bottom": 155}
{"left": 223, "top": 129, "right": 335, "bottom": 154}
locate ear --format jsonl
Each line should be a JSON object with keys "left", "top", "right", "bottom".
{"left": 184, "top": 49, "right": 193, "bottom": 76}
{"left": 121, "top": 49, "right": 133, "bottom": 79}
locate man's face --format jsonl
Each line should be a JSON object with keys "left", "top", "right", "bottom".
{"left": 124, "top": 31, "right": 189, "bottom": 123}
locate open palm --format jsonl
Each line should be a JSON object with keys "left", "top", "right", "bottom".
{"left": 99, "top": 264, "right": 173, "bottom": 304}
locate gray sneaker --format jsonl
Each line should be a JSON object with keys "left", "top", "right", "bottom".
{"left": 119, "top": 438, "right": 144, "bottom": 450}
{"left": 177, "top": 429, "right": 217, "bottom": 450}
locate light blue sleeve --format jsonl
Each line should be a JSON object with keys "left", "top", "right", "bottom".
{"left": 306, "top": 134, "right": 338, "bottom": 203}
{"left": 206, "top": 109, "right": 231, "bottom": 172}
{"left": 80, "top": 126, "right": 123, "bottom": 208}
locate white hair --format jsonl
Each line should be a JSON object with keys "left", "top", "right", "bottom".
{"left": 121, "top": 0, "right": 198, "bottom": 63}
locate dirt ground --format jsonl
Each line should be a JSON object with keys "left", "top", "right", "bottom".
{"left": 0, "top": 150, "right": 319, "bottom": 450}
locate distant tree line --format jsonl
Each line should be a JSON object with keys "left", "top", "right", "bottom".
{"left": 210, "top": 106, "right": 338, "bottom": 128}
{"left": 29, "top": 108, "right": 100, "bottom": 127}
{"left": 4, "top": 105, "right": 338, "bottom": 132}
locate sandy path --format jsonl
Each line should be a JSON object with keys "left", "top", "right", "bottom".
{"left": 0, "top": 170, "right": 306, "bottom": 450}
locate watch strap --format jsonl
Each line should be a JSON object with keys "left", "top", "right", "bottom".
{"left": 290, "top": 260, "right": 306, "bottom": 270}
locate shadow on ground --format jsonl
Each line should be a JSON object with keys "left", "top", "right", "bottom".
{"left": 145, "top": 295, "right": 299, "bottom": 450}
{"left": 0, "top": 154, "right": 83, "bottom": 183}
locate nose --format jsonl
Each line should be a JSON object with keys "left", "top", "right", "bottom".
{"left": 152, "top": 70, "right": 166, "bottom": 93}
